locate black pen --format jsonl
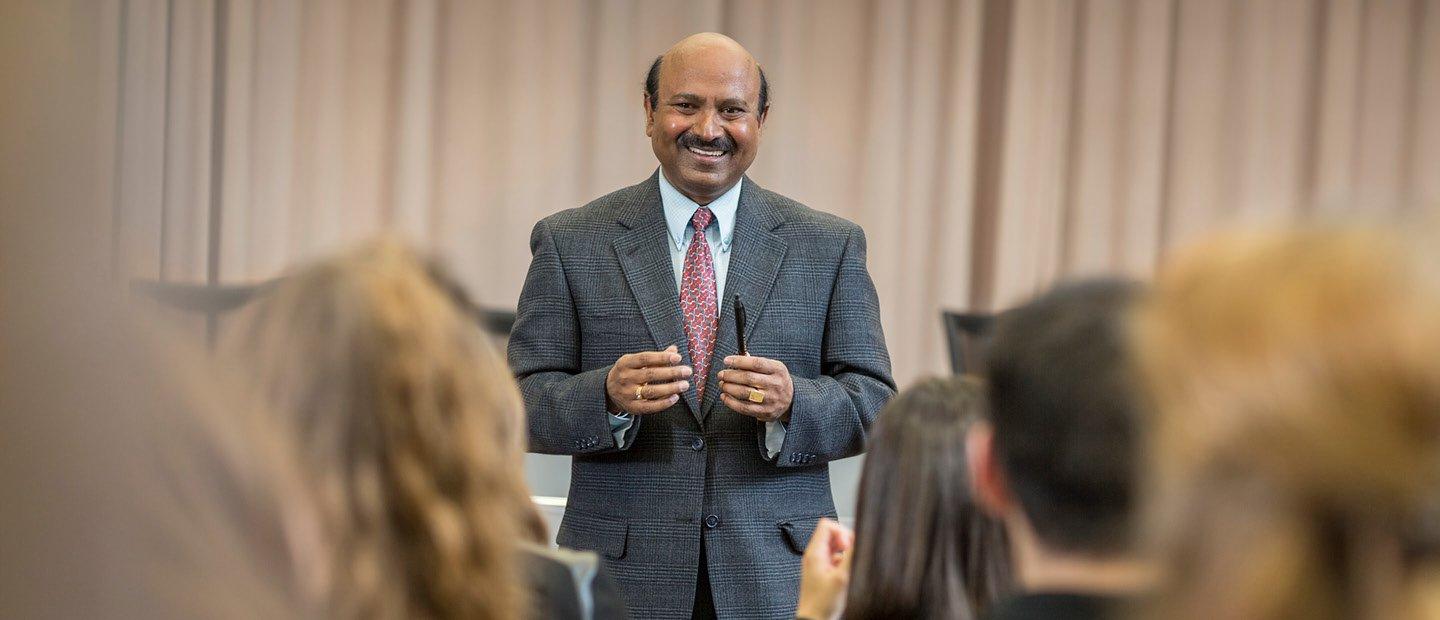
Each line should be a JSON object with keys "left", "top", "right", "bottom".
{"left": 734, "top": 295, "right": 748, "bottom": 356}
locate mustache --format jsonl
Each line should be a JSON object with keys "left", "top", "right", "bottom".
{"left": 678, "top": 133, "right": 734, "bottom": 153}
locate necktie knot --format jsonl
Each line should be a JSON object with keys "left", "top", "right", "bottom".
{"left": 691, "top": 207, "right": 714, "bottom": 232}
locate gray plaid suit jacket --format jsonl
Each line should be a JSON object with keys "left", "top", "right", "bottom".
{"left": 509, "top": 172, "right": 896, "bottom": 619}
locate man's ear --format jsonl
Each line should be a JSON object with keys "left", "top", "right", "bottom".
{"left": 758, "top": 103, "right": 769, "bottom": 125}
{"left": 967, "top": 421, "right": 1014, "bottom": 519}
{"left": 643, "top": 93, "right": 656, "bottom": 137}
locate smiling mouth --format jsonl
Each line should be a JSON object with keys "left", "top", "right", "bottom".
{"left": 686, "top": 145, "right": 728, "bottom": 158}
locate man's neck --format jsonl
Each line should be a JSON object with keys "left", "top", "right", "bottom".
{"left": 685, "top": 192, "right": 718, "bottom": 206}
{"left": 1008, "top": 516, "right": 1153, "bottom": 596}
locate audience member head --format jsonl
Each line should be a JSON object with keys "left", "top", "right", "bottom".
{"left": 1133, "top": 226, "right": 1440, "bottom": 620}
{"left": 845, "top": 376, "right": 1012, "bottom": 619}
{"left": 221, "top": 238, "right": 544, "bottom": 619}
{"left": 969, "top": 278, "right": 1147, "bottom": 591}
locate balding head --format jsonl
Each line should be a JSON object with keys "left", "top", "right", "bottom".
{"left": 643, "top": 33, "right": 770, "bottom": 205}
{"left": 646, "top": 34, "right": 769, "bottom": 113}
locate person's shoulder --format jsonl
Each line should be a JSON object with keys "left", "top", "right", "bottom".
{"left": 748, "top": 184, "right": 864, "bottom": 240}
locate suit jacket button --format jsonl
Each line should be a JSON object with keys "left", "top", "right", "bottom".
{"left": 691, "top": 437, "right": 705, "bottom": 451}
{"left": 704, "top": 514, "right": 720, "bottom": 529}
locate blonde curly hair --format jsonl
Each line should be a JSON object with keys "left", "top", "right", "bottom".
{"left": 222, "top": 238, "right": 545, "bottom": 619}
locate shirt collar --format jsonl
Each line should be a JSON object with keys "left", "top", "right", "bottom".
{"left": 658, "top": 168, "right": 740, "bottom": 251}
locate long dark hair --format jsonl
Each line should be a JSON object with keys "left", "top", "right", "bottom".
{"left": 844, "top": 376, "right": 1013, "bottom": 619}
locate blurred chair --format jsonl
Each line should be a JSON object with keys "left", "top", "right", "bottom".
{"left": 941, "top": 311, "right": 996, "bottom": 375}
{"left": 130, "top": 279, "right": 271, "bottom": 347}
{"left": 130, "top": 278, "right": 516, "bottom": 347}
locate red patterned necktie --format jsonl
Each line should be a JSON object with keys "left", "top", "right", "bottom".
{"left": 681, "top": 207, "right": 718, "bottom": 402}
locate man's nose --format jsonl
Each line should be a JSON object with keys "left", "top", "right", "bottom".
{"left": 695, "top": 110, "right": 723, "bottom": 141}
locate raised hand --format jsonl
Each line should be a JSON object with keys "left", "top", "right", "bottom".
{"left": 796, "top": 518, "right": 854, "bottom": 620}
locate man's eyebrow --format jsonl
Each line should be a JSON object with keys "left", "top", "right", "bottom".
{"left": 717, "top": 97, "right": 751, "bottom": 109}
{"left": 669, "top": 92, "right": 702, "bottom": 101}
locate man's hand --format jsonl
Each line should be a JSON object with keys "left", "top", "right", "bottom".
{"left": 796, "top": 518, "right": 854, "bottom": 620}
{"left": 605, "top": 345, "right": 692, "bottom": 415}
{"left": 718, "top": 355, "right": 794, "bottom": 422}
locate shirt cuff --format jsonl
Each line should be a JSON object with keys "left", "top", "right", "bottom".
{"left": 608, "top": 412, "right": 635, "bottom": 449}
{"left": 763, "top": 419, "right": 787, "bottom": 460}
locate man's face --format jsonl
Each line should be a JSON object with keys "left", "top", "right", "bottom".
{"left": 645, "top": 49, "right": 766, "bottom": 205}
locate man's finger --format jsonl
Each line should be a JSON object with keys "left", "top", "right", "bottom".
{"left": 622, "top": 349, "right": 684, "bottom": 369}
{"left": 634, "top": 364, "right": 693, "bottom": 384}
{"left": 718, "top": 379, "right": 763, "bottom": 402}
{"left": 717, "top": 368, "right": 771, "bottom": 389}
{"left": 721, "top": 393, "right": 773, "bottom": 419}
{"left": 637, "top": 379, "right": 689, "bottom": 399}
{"left": 627, "top": 394, "right": 681, "bottom": 415}
{"left": 724, "top": 354, "right": 783, "bottom": 374}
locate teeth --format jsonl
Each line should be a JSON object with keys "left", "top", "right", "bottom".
{"left": 687, "top": 146, "right": 725, "bottom": 157}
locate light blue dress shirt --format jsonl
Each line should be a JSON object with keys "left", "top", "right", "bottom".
{"left": 608, "top": 170, "right": 787, "bottom": 459}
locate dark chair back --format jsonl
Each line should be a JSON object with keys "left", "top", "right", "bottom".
{"left": 941, "top": 311, "right": 996, "bottom": 375}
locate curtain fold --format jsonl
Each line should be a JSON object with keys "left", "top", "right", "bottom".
{"left": 105, "top": 0, "right": 1440, "bottom": 385}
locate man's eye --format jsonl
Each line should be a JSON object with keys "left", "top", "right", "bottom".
{"left": 674, "top": 102, "right": 695, "bottom": 110}
{"left": 724, "top": 108, "right": 745, "bottom": 116}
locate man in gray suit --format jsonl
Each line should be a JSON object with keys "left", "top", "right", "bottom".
{"left": 509, "top": 33, "right": 895, "bottom": 619}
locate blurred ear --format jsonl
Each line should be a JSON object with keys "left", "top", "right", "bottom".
{"left": 643, "top": 93, "right": 656, "bottom": 137}
{"left": 967, "top": 422, "right": 1015, "bottom": 519}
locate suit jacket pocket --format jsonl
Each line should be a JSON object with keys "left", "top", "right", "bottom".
{"left": 777, "top": 517, "right": 826, "bottom": 555}
{"left": 556, "top": 511, "right": 629, "bottom": 560}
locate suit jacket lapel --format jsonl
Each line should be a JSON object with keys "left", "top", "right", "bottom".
{"left": 612, "top": 173, "right": 703, "bottom": 420}
{"left": 702, "top": 177, "right": 788, "bottom": 419}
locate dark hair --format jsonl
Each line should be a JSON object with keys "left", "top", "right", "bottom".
{"left": 645, "top": 54, "right": 770, "bottom": 113}
{"left": 845, "top": 376, "right": 1012, "bottom": 620}
{"left": 983, "top": 278, "right": 1142, "bottom": 555}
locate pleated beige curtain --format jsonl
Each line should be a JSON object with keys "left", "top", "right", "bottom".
{"left": 103, "top": 0, "right": 1440, "bottom": 385}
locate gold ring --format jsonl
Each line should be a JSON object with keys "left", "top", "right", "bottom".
{"left": 747, "top": 388, "right": 765, "bottom": 404}
{"left": 635, "top": 384, "right": 647, "bottom": 401}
